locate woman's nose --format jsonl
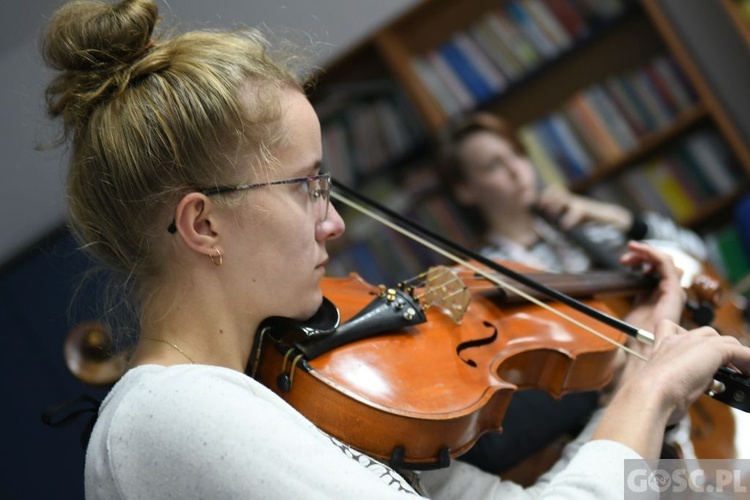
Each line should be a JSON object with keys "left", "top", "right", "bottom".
{"left": 317, "top": 202, "right": 346, "bottom": 241}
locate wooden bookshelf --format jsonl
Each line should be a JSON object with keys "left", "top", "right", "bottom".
{"left": 722, "top": 0, "right": 750, "bottom": 48}
{"left": 310, "top": 0, "right": 750, "bottom": 284}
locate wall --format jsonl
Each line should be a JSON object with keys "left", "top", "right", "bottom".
{"left": 0, "top": 0, "right": 418, "bottom": 268}
{"left": 0, "top": 1, "right": 419, "bottom": 498}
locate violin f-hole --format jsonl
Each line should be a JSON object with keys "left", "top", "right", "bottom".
{"left": 456, "top": 321, "right": 498, "bottom": 367}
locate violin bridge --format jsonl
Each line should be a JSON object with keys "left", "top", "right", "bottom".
{"left": 422, "top": 266, "right": 471, "bottom": 324}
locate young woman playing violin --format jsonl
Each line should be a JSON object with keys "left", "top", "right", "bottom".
{"left": 437, "top": 112, "right": 707, "bottom": 274}
{"left": 42, "top": 1, "right": 750, "bottom": 498}
{"left": 436, "top": 111, "right": 713, "bottom": 477}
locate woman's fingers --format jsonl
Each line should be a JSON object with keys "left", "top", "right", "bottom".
{"left": 622, "top": 243, "right": 686, "bottom": 328}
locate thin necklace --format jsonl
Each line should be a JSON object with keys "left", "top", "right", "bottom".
{"left": 140, "top": 337, "right": 195, "bottom": 364}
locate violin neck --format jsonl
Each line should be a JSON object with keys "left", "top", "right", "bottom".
{"left": 483, "top": 270, "right": 652, "bottom": 304}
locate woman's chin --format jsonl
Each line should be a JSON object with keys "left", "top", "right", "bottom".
{"left": 297, "top": 291, "right": 324, "bottom": 321}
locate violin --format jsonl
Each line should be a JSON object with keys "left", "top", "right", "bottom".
{"left": 250, "top": 263, "right": 630, "bottom": 469}
{"left": 248, "top": 184, "right": 750, "bottom": 469}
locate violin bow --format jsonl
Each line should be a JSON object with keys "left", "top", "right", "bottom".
{"left": 330, "top": 179, "right": 750, "bottom": 412}
{"left": 332, "top": 180, "right": 654, "bottom": 345}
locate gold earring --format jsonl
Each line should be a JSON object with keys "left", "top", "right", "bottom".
{"left": 210, "top": 248, "right": 223, "bottom": 266}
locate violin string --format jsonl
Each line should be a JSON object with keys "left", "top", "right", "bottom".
{"left": 331, "top": 191, "right": 647, "bottom": 361}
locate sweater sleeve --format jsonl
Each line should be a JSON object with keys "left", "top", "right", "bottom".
{"left": 419, "top": 409, "right": 650, "bottom": 500}
{"left": 102, "top": 367, "right": 421, "bottom": 500}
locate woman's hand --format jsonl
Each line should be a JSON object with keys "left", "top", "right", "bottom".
{"left": 536, "top": 185, "right": 633, "bottom": 231}
{"left": 600, "top": 241, "right": 686, "bottom": 404}
{"left": 594, "top": 319, "right": 750, "bottom": 458}
{"left": 621, "top": 240, "right": 686, "bottom": 331}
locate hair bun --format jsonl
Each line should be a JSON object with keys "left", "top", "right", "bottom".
{"left": 42, "top": 0, "right": 158, "bottom": 72}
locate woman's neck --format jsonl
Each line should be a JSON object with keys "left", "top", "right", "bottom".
{"left": 484, "top": 206, "right": 539, "bottom": 248}
{"left": 132, "top": 283, "right": 259, "bottom": 372}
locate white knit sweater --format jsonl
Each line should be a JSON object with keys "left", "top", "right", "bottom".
{"left": 85, "top": 364, "right": 644, "bottom": 499}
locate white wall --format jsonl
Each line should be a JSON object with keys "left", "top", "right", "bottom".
{"left": 0, "top": 0, "right": 418, "bottom": 266}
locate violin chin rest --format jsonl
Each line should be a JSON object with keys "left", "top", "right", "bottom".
{"left": 305, "top": 297, "right": 342, "bottom": 334}
{"left": 260, "top": 297, "right": 341, "bottom": 341}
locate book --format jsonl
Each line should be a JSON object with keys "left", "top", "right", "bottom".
{"left": 322, "top": 120, "right": 354, "bottom": 186}
{"left": 372, "top": 98, "right": 410, "bottom": 159}
{"left": 627, "top": 70, "right": 673, "bottom": 132}
{"left": 619, "top": 165, "right": 673, "bottom": 217}
{"left": 452, "top": 32, "right": 508, "bottom": 93}
{"left": 439, "top": 38, "right": 496, "bottom": 103}
{"left": 410, "top": 56, "right": 463, "bottom": 116}
{"left": 533, "top": 117, "right": 586, "bottom": 182}
{"left": 565, "top": 91, "right": 623, "bottom": 161}
{"left": 485, "top": 9, "right": 542, "bottom": 70}
{"left": 602, "top": 74, "right": 656, "bottom": 136}
{"left": 346, "top": 102, "right": 387, "bottom": 174}
{"left": 642, "top": 64, "right": 681, "bottom": 118}
{"left": 545, "top": 112, "right": 595, "bottom": 176}
{"left": 540, "top": 0, "right": 589, "bottom": 39}
{"left": 517, "top": 124, "right": 568, "bottom": 187}
{"left": 705, "top": 225, "right": 750, "bottom": 284}
{"left": 523, "top": 0, "right": 574, "bottom": 50}
{"left": 506, "top": 0, "right": 561, "bottom": 59}
{"left": 649, "top": 55, "right": 697, "bottom": 112}
{"left": 659, "top": 155, "right": 710, "bottom": 206}
{"left": 642, "top": 159, "right": 697, "bottom": 222}
{"left": 585, "top": 84, "right": 639, "bottom": 153}
{"left": 426, "top": 49, "right": 477, "bottom": 111}
{"left": 468, "top": 21, "right": 524, "bottom": 81}
{"left": 682, "top": 130, "right": 739, "bottom": 195}
{"left": 671, "top": 142, "right": 721, "bottom": 198}
{"left": 555, "top": 107, "right": 602, "bottom": 169}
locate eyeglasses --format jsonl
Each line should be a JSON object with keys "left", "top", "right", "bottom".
{"left": 167, "top": 172, "right": 331, "bottom": 233}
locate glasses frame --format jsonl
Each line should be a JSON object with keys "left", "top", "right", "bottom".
{"left": 167, "top": 172, "right": 331, "bottom": 234}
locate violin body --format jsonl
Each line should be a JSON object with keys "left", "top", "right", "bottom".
{"left": 253, "top": 270, "right": 626, "bottom": 469}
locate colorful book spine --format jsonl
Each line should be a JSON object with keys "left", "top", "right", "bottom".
{"left": 534, "top": 117, "right": 585, "bottom": 182}
{"left": 566, "top": 91, "right": 623, "bottom": 161}
{"left": 546, "top": 112, "right": 595, "bottom": 176}
{"left": 322, "top": 121, "right": 354, "bottom": 185}
{"left": 506, "top": 0, "right": 561, "bottom": 59}
{"left": 540, "top": 0, "right": 589, "bottom": 39}
{"left": 602, "top": 76, "right": 651, "bottom": 139}
{"left": 705, "top": 224, "right": 750, "bottom": 284}
{"left": 523, "top": 0, "right": 573, "bottom": 50}
{"left": 682, "top": 130, "right": 739, "bottom": 194}
{"left": 660, "top": 155, "right": 710, "bottom": 206}
{"left": 648, "top": 55, "right": 696, "bottom": 113}
{"left": 410, "top": 56, "right": 462, "bottom": 116}
{"left": 642, "top": 160, "right": 697, "bottom": 222}
{"left": 467, "top": 21, "right": 524, "bottom": 81}
{"left": 426, "top": 49, "right": 477, "bottom": 111}
{"left": 585, "top": 84, "right": 639, "bottom": 153}
{"left": 517, "top": 125, "right": 568, "bottom": 187}
{"left": 671, "top": 142, "right": 720, "bottom": 198}
{"left": 602, "top": 75, "right": 656, "bottom": 136}
{"left": 619, "top": 166, "right": 673, "bottom": 217}
{"left": 627, "top": 70, "right": 673, "bottom": 131}
{"left": 452, "top": 32, "right": 508, "bottom": 93}
{"left": 485, "top": 9, "right": 542, "bottom": 70}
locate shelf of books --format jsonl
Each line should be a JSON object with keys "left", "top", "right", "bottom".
{"left": 382, "top": 0, "right": 641, "bottom": 130}
{"left": 311, "top": 0, "right": 750, "bottom": 286}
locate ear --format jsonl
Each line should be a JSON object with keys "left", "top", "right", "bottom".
{"left": 173, "top": 192, "right": 221, "bottom": 256}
